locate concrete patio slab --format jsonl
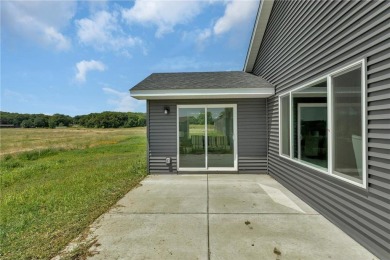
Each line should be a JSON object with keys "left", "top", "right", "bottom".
{"left": 209, "top": 214, "right": 376, "bottom": 260}
{"left": 112, "top": 175, "right": 207, "bottom": 214}
{"left": 208, "top": 174, "right": 317, "bottom": 214}
{"left": 89, "top": 213, "right": 207, "bottom": 260}
{"left": 79, "top": 174, "right": 377, "bottom": 260}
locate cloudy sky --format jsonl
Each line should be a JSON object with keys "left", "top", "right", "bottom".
{"left": 1, "top": 0, "right": 259, "bottom": 116}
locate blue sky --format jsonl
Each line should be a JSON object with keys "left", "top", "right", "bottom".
{"left": 1, "top": 0, "right": 259, "bottom": 116}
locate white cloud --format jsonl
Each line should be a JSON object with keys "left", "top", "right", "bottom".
{"left": 102, "top": 87, "right": 145, "bottom": 112}
{"left": 1, "top": 1, "right": 75, "bottom": 50}
{"left": 213, "top": 0, "right": 259, "bottom": 35}
{"left": 183, "top": 0, "right": 259, "bottom": 47}
{"left": 153, "top": 56, "right": 238, "bottom": 71}
{"left": 2, "top": 89, "right": 36, "bottom": 103}
{"left": 182, "top": 28, "right": 212, "bottom": 50}
{"left": 197, "top": 28, "right": 212, "bottom": 43}
{"left": 85, "top": 0, "right": 108, "bottom": 13}
{"left": 43, "top": 27, "right": 71, "bottom": 50}
{"left": 121, "top": 0, "right": 204, "bottom": 37}
{"left": 75, "top": 60, "right": 106, "bottom": 82}
{"left": 75, "top": 10, "right": 143, "bottom": 52}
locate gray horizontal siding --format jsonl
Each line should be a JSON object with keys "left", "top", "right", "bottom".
{"left": 148, "top": 99, "right": 267, "bottom": 174}
{"left": 253, "top": 0, "right": 390, "bottom": 258}
{"left": 148, "top": 100, "right": 177, "bottom": 174}
{"left": 149, "top": 157, "right": 177, "bottom": 173}
{"left": 238, "top": 99, "right": 267, "bottom": 172}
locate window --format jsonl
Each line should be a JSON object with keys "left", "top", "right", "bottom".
{"left": 292, "top": 81, "right": 328, "bottom": 170}
{"left": 279, "top": 60, "right": 366, "bottom": 188}
{"left": 332, "top": 67, "right": 364, "bottom": 184}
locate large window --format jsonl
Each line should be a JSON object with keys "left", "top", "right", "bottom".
{"left": 279, "top": 60, "right": 366, "bottom": 187}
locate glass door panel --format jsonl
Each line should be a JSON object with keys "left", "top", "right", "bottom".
{"left": 179, "top": 108, "right": 206, "bottom": 168}
{"left": 207, "top": 107, "right": 234, "bottom": 168}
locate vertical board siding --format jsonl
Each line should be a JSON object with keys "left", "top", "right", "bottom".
{"left": 148, "top": 99, "right": 267, "bottom": 174}
{"left": 253, "top": 0, "right": 390, "bottom": 258}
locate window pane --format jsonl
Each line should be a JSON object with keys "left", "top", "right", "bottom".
{"left": 281, "top": 95, "right": 290, "bottom": 156}
{"left": 179, "top": 108, "right": 205, "bottom": 168}
{"left": 292, "top": 81, "right": 328, "bottom": 170}
{"left": 207, "top": 108, "right": 234, "bottom": 168}
{"left": 332, "top": 67, "right": 363, "bottom": 183}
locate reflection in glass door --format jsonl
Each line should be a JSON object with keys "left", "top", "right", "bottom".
{"left": 178, "top": 108, "right": 206, "bottom": 168}
{"left": 207, "top": 108, "right": 234, "bottom": 168}
{"left": 178, "top": 105, "right": 236, "bottom": 171}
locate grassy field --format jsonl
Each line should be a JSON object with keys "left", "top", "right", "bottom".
{"left": 0, "top": 128, "right": 145, "bottom": 156}
{"left": 0, "top": 127, "right": 147, "bottom": 259}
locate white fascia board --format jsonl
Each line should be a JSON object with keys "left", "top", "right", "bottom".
{"left": 244, "top": 0, "right": 274, "bottom": 73}
{"left": 130, "top": 87, "right": 275, "bottom": 100}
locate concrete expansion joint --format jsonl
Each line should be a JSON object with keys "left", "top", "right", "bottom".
{"left": 106, "top": 212, "right": 207, "bottom": 215}
{"left": 105, "top": 212, "right": 320, "bottom": 216}
{"left": 208, "top": 212, "right": 320, "bottom": 215}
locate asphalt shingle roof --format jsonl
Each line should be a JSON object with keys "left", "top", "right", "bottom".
{"left": 130, "top": 71, "right": 274, "bottom": 91}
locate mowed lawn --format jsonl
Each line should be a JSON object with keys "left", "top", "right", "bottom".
{"left": 0, "top": 127, "right": 147, "bottom": 259}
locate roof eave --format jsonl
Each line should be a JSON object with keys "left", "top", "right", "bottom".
{"left": 243, "top": 0, "right": 274, "bottom": 73}
{"left": 130, "top": 87, "right": 275, "bottom": 100}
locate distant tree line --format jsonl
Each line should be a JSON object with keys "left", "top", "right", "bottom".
{"left": 74, "top": 112, "right": 146, "bottom": 128}
{"left": 0, "top": 111, "right": 146, "bottom": 128}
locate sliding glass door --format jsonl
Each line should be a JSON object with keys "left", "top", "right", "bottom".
{"left": 178, "top": 108, "right": 206, "bottom": 168}
{"left": 208, "top": 107, "right": 234, "bottom": 168}
{"left": 178, "top": 105, "right": 237, "bottom": 171}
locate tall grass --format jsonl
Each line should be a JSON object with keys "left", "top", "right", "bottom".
{"left": 0, "top": 128, "right": 147, "bottom": 259}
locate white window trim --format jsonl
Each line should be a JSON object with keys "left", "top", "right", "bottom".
{"left": 278, "top": 59, "right": 367, "bottom": 189}
{"left": 278, "top": 93, "right": 290, "bottom": 158}
{"left": 177, "top": 104, "right": 238, "bottom": 172}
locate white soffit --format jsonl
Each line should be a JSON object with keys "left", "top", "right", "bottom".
{"left": 130, "top": 88, "right": 275, "bottom": 100}
{"left": 244, "top": 0, "right": 274, "bottom": 73}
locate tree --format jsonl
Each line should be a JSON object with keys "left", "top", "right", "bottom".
{"left": 33, "top": 116, "right": 48, "bottom": 128}
{"left": 21, "top": 119, "right": 35, "bottom": 128}
{"left": 126, "top": 117, "right": 138, "bottom": 127}
{"left": 48, "top": 118, "right": 56, "bottom": 128}
{"left": 49, "top": 114, "right": 72, "bottom": 128}
{"left": 137, "top": 117, "right": 146, "bottom": 127}
{"left": 0, "top": 111, "right": 146, "bottom": 129}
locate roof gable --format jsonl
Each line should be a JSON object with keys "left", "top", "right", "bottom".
{"left": 131, "top": 71, "right": 273, "bottom": 91}
{"left": 244, "top": 0, "right": 274, "bottom": 73}
{"left": 130, "top": 71, "right": 274, "bottom": 100}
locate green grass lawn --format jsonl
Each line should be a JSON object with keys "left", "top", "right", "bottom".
{"left": 0, "top": 128, "right": 147, "bottom": 259}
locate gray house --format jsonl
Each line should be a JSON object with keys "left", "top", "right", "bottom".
{"left": 131, "top": 0, "right": 390, "bottom": 259}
